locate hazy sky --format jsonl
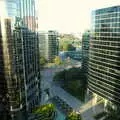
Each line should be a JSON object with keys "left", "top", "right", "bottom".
{"left": 38, "top": 0, "right": 119, "bottom": 33}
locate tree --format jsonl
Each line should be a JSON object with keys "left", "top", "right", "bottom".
{"left": 40, "top": 57, "right": 47, "bottom": 65}
{"left": 53, "top": 70, "right": 66, "bottom": 82}
{"left": 63, "top": 43, "right": 75, "bottom": 51}
{"left": 67, "top": 44, "right": 76, "bottom": 51}
{"left": 59, "top": 44, "right": 63, "bottom": 51}
{"left": 66, "top": 112, "right": 82, "bottom": 120}
{"left": 54, "top": 56, "right": 61, "bottom": 65}
{"left": 53, "top": 68, "right": 87, "bottom": 101}
{"left": 32, "top": 104, "right": 56, "bottom": 120}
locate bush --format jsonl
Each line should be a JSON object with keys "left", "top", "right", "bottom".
{"left": 66, "top": 112, "right": 82, "bottom": 120}
{"left": 32, "top": 104, "right": 56, "bottom": 120}
{"left": 40, "top": 57, "right": 47, "bottom": 66}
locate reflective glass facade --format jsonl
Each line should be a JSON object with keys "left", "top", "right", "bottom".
{"left": 48, "top": 31, "right": 59, "bottom": 62}
{"left": 88, "top": 6, "right": 120, "bottom": 105}
{"left": 82, "top": 30, "right": 90, "bottom": 73}
{"left": 0, "top": 0, "right": 40, "bottom": 120}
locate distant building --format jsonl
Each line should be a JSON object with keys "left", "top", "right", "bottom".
{"left": 88, "top": 6, "right": 120, "bottom": 107}
{"left": 23, "top": 16, "right": 38, "bottom": 31}
{"left": 39, "top": 31, "right": 59, "bottom": 62}
{"left": 38, "top": 31, "right": 48, "bottom": 60}
{"left": 48, "top": 31, "right": 59, "bottom": 62}
{"left": 82, "top": 30, "right": 90, "bottom": 73}
{"left": 0, "top": 0, "right": 40, "bottom": 120}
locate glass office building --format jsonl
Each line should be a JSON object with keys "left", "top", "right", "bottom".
{"left": 38, "top": 31, "right": 59, "bottom": 62}
{"left": 38, "top": 31, "right": 48, "bottom": 60}
{"left": 0, "top": 0, "right": 40, "bottom": 120}
{"left": 82, "top": 30, "right": 90, "bottom": 74}
{"left": 48, "top": 31, "right": 59, "bottom": 62}
{"left": 88, "top": 6, "right": 120, "bottom": 106}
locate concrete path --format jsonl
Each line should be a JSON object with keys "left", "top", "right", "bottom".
{"left": 51, "top": 84, "right": 82, "bottom": 112}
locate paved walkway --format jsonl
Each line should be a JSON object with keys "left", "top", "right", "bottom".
{"left": 51, "top": 84, "right": 82, "bottom": 112}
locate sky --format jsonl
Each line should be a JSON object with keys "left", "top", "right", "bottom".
{"left": 38, "top": 0, "right": 119, "bottom": 34}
